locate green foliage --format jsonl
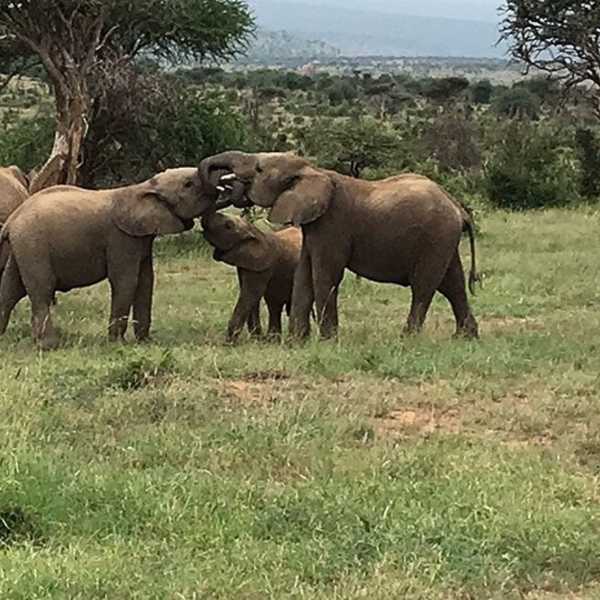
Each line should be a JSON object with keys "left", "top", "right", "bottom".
{"left": 298, "top": 116, "right": 402, "bottom": 177}
{"left": 485, "top": 121, "right": 581, "bottom": 210}
{"left": 574, "top": 128, "right": 600, "bottom": 199}
{"left": 0, "top": 109, "right": 54, "bottom": 172}
{"left": 81, "top": 71, "right": 249, "bottom": 186}
{"left": 492, "top": 87, "right": 541, "bottom": 119}
{"left": 472, "top": 79, "right": 493, "bottom": 104}
{"left": 421, "top": 76, "right": 470, "bottom": 103}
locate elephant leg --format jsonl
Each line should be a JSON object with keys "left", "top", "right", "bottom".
{"left": 108, "top": 266, "right": 139, "bottom": 342}
{"left": 312, "top": 258, "right": 345, "bottom": 340}
{"left": 438, "top": 251, "right": 479, "bottom": 339}
{"left": 289, "top": 245, "right": 314, "bottom": 339}
{"left": 404, "top": 253, "right": 451, "bottom": 336}
{"left": 247, "top": 301, "right": 262, "bottom": 337}
{"left": 228, "top": 271, "right": 267, "bottom": 342}
{"left": 0, "top": 254, "right": 26, "bottom": 335}
{"left": 14, "top": 252, "right": 59, "bottom": 349}
{"left": 133, "top": 254, "right": 154, "bottom": 341}
{"left": 266, "top": 300, "right": 284, "bottom": 338}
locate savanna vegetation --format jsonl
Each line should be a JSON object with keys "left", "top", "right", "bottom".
{"left": 1, "top": 1, "right": 600, "bottom": 597}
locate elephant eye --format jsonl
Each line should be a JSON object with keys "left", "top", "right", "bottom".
{"left": 184, "top": 180, "right": 194, "bottom": 188}
{"left": 283, "top": 175, "right": 300, "bottom": 190}
{"left": 256, "top": 164, "right": 263, "bottom": 173}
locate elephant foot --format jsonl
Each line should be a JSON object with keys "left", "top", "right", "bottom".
{"left": 453, "top": 317, "right": 479, "bottom": 340}
{"left": 36, "top": 332, "right": 60, "bottom": 351}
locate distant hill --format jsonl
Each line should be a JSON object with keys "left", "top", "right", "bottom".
{"left": 243, "top": 29, "right": 341, "bottom": 62}
{"left": 246, "top": 0, "right": 507, "bottom": 58}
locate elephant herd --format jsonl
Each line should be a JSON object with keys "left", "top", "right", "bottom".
{"left": 0, "top": 152, "right": 480, "bottom": 350}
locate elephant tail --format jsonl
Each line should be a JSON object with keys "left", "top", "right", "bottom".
{"left": 463, "top": 217, "right": 480, "bottom": 295}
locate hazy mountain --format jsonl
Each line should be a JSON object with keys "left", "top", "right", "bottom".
{"left": 247, "top": 0, "right": 507, "bottom": 58}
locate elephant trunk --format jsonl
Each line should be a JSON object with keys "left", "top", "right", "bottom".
{"left": 198, "top": 151, "right": 255, "bottom": 210}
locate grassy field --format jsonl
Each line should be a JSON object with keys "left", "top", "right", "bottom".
{"left": 1, "top": 208, "right": 599, "bottom": 599}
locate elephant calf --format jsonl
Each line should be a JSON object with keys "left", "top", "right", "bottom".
{"left": 202, "top": 211, "right": 302, "bottom": 341}
{"left": 0, "top": 168, "right": 214, "bottom": 349}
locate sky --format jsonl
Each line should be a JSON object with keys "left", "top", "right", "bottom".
{"left": 269, "top": 0, "right": 503, "bottom": 23}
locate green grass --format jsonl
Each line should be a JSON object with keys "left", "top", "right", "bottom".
{"left": 1, "top": 208, "right": 600, "bottom": 599}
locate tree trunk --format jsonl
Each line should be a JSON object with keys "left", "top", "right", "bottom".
{"left": 30, "top": 79, "right": 89, "bottom": 193}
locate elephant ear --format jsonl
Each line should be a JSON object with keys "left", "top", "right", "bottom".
{"left": 219, "top": 236, "right": 275, "bottom": 272}
{"left": 111, "top": 192, "right": 185, "bottom": 237}
{"left": 269, "top": 169, "right": 333, "bottom": 226}
{"left": 8, "top": 166, "right": 29, "bottom": 191}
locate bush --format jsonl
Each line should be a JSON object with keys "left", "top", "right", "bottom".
{"left": 0, "top": 109, "right": 54, "bottom": 171}
{"left": 492, "top": 87, "right": 541, "bottom": 120}
{"left": 484, "top": 121, "right": 581, "bottom": 210}
{"left": 574, "top": 128, "right": 600, "bottom": 199}
{"left": 81, "top": 68, "right": 250, "bottom": 186}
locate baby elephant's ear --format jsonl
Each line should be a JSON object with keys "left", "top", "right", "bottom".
{"left": 270, "top": 169, "right": 333, "bottom": 226}
{"left": 220, "top": 237, "right": 275, "bottom": 272}
{"left": 111, "top": 192, "right": 185, "bottom": 237}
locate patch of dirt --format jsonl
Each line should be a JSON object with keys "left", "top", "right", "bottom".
{"left": 374, "top": 407, "right": 462, "bottom": 437}
{"left": 242, "top": 370, "right": 290, "bottom": 382}
{"left": 501, "top": 433, "right": 555, "bottom": 449}
{"left": 484, "top": 316, "right": 545, "bottom": 333}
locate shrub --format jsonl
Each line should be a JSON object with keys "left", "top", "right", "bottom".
{"left": 484, "top": 121, "right": 581, "bottom": 210}
{"left": 0, "top": 109, "right": 54, "bottom": 172}
{"left": 574, "top": 128, "right": 600, "bottom": 199}
{"left": 492, "top": 87, "right": 541, "bottom": 120}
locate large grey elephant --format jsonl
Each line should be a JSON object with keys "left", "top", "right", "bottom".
{"left": 0, "top": 165, "right": 29, "bottom": 225}
{"left": 200, "top": 152, "right": 479, "bottom": 340}
{"left": 202, "top": 210, "right": 302, "bottom": 341}
{"left": 0, "top": 168, "right": 214, "bottom": 349}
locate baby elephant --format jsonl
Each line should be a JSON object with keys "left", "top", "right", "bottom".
{"left": 0, "top": 168, "right": 214, "bottom": 349}
{"left": 202, "top": 211, "right": 302, "bottom": 341}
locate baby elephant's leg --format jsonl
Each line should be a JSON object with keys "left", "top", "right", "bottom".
{"left": 266, "top": 300, "right": 284, "bottom": 338}
{"left": 108, "top": 264, "right": 141, "bottom": 342}
{"left": 247, "top": 302, "right": 262, "bottom": 337}
{"left": 0, "top": 254, "right": 27, "bottom": 336}
{"left": 227, "top": 270, "right": 268, "bottom": 342}
{"left": 15, "top": 252, "right": 59, "bottom": 350}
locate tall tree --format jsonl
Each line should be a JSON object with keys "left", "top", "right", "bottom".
{"left": 0, "top": 1, "right": 254, "bottom": 189}
{"left": 501, "top": 1, "right": 600, "bottom": 116}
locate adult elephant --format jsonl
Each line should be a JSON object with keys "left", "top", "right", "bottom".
{"left": 200, "top": 152, "right": 479, "bottom": 340}
{"left": 0, "top": 165, "right": 29, "bottom": 225}
{"left": 0, "top": 168, "right": 213, "bottom": 349}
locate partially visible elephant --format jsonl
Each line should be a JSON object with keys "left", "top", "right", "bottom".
{"left": 200, "top": 151, "right": 479, "bottom": 340}
{"left": 0, "top": 168, "right": 214, "bottom": 349}
{"left": 202, "top": 210, "right": 302, "bottom": 341}
{"left": 0, "top": 165, "right": 29, "bottom": 225}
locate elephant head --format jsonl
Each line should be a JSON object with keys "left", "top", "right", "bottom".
{"left": 202, "top": 211, "right": 275, "bottom": 271}
{"left": 198, "top": 152, "right": 333, "bottom": 226}
{"left": 112, "top": 167, "right": 213, "bottom": 237}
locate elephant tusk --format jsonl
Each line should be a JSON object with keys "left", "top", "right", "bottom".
{"left": 216, "top": 186, "right": 226, "bottom": 192}
{"left": 220, "top": 173, "right": 238, "bottom": 182}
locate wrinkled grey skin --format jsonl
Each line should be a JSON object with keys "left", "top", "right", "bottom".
{"left": 199, "top": 151, "right": 479, "bottom": 340}
{"left": 0, "top": 168, "right": 213, "bottom": 349}
{"left": 202, "top": 211, "right": 302, "bottom": 341}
